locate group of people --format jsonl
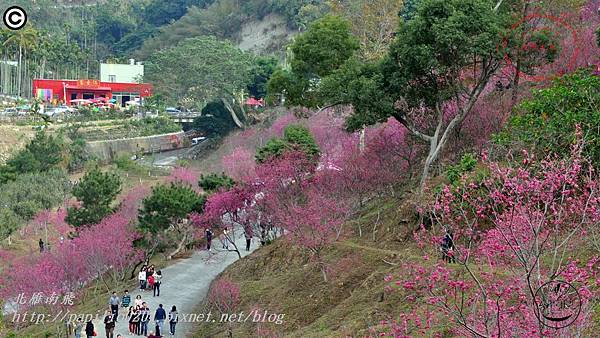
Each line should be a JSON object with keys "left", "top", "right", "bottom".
{"left": 138, "top": 265, "right": 162, "bottom": 297}
{"left": 204, "top": 227, "right": 253, "bottom": 252}
{"left": 126, "top": 302, "right": 178, "bottom": 336}
{"left": 90, "top": 289, "right": 179, "bottom": 338}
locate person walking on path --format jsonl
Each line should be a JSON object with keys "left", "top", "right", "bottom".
{"left": 153, "top": 270, "right": 162, "bottom": 297}
{"left": 109, "top": 292, "right": 120, "bottom": 321}
{"left": 121, "top": 290, "right": 131, "bottom": 309}
{"left": 74, "top": 318, "right": 84, "bottom": 338}
{"left": 154, "top": 304, "right": 167, "bottom": 336}
{"left": 104, "top": 307, "right": 116, "bottom": 338}
{"left": 139, "top": 302, "right": 150, "bottom": 336}
{"left": 85, "top": 319, "right": 94, "bottom": 338}
{"left": 245, "top": 231, "right": 252, "bottom": 252}
{"left": 139, "top": 268, "right": 147, "bottom": 291}
{"left": 168, "top": 305, "right": 178, "bottom": 336}
{"left": 39, "top": 238, "right": 44, "bottom": 252}
{"left": 205, "top": 228, "right": 213, "bottom": 252}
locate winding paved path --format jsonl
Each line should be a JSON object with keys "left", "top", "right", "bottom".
{"left": 92, "top": 232, "right": 255, "bottom": 337}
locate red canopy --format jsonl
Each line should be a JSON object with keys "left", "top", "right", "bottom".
{"left": 245, "top": 97, "right": 264, "bottom": 107}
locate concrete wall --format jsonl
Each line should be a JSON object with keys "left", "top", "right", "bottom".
{"left": 86, "top": 131, "right": 187, "bottom": 162}
{"left": 100, "top": 63, "right": 144, "bottom": 83}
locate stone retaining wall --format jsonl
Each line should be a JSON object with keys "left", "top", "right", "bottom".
{"left": 86, "top": 131, "right": 187, "bottom": 162}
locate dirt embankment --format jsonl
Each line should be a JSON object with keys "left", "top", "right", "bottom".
{"left": 0, "top": 125, "right": 35, "bottom": 164}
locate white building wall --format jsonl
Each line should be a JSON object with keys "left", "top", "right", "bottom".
{"left": 100, "top": 63, "right": 144, "bottom": 83}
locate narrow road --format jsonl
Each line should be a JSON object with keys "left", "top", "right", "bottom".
{"left": 93, "top": 232, "right": 255, "bottom": 337}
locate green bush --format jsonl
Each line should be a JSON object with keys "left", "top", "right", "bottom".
{"left": 499, "top": 70, "right": 600, "bottom": 162}
{"left": 256, "top": 138, "right": 289, "bottom": 163}
{"left": 256, "top": 124, "right": 320, "bottom": 163}
{"left": 445, "top": 153, "right": 477, "bottom": 185}
{"left": 199, "top": 173, "right": 235, "bottom": 193}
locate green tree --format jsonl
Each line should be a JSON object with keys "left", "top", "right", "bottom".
{"left": 145, "top": 36, "right": 255, "bottom": 127}
{"left": 326, "top": 0, "right": 508, "bottom": 189}
{"left": 139, "top": 183, "right": 205, "bottom": 233}
{"left": 138, "top": 182, "right": 206, "bottom": 259}
{"left": 248, "top": 56, "right": 278, "bottom": 99}
{"left": 199, "top": 173, "right": 235, "bottom": 193}
{"left": 291, "top": 15, "right": 359, "bottom": 78}
{"left": 268, "top": 15, "right": 359, "bottom": 107}
{"left": 66, "top": 168, "right": 122, "bottom": 228}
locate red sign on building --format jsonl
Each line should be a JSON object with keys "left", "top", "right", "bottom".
{"left": 32, "top": 79, "right": 153, "bottom": 106}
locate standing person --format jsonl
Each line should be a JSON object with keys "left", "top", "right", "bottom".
{"left": 441, "top": 229, "right": 455, "bottom": 263}
{"left": 245, "top": 231, "right": 252, "bottom": 251}
{"left": 222, "top": 227, "right": 229, "bottom": 249}
{"left": 134, "top": 294, "right": 143, "bottom": 308}
{"left": 74, "top": 318, "right": 84, "bottom": 338}
{"left": 154, "top": 304, "right": 167, "bottom": 336}
{"left": 109, "top": 292, "right": 120, "bottom": 321}
{"left": 131, "top": 306, "right": 141, "bottom": 336}
{"left": 104, "top": 307, "right": 116, "bottom": 338}
{"left": 127, "top": 306, "right": 136, "bottom": 335}
{"left": 39, "top": 238, "right": 44, "bottom": 252}
{"left": 121, "top": 290, "right": 131, "bottom": 309}
{"left": 153, "top": 270, "right": 162, "bottom": 297}
{"left": 168, "top": 305, "right": 178, "bottom": 336}
{"left": 85, "top": 320, "right": 94, "bottom": 338}
{"left": 139, "top": 302, "right": 150, "bottom": 336}
{"left": 138, "top": 268, "right": 147, "bottom": 291}
{"left": 146, "top": 265, "right": 155, "bottom": 292}
{"left": 205, "top": 228, "right": 213, "bottom": 252}
{"left": 147, "top": 273, "right": 155, "bottom": 294}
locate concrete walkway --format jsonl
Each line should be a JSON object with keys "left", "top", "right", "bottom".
{"left": 92, "top": 230, "right": 255, "bottom": 338}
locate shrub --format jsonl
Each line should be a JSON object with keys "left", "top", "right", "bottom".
{"left": 199, "top": 173, "right": 235, "bottom": 193}
{"left": 500, "top": 71, "right": 600, "bottom": 161}
{"left": 0, "top": 170, "right": 71, "bottom": 240}
{"left": 256, "top": 124, "right": 320, "bottom": 163}
{"left": 445, "top": 153, "right": 477, "bottom": 185}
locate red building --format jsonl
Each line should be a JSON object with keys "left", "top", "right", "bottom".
{"left": 32, "top": 79, "right": 153, "bottom": 106}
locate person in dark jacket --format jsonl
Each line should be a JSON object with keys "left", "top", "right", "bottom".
{"left": 245, "top": 231, "right": 252, "bottom": 251}
{"left": 121, "top": 289, "right": 131, "bottom": 308}
{"left": 441, "top": 229, "right": 455, "bottom": 263}
{"left": 205, "top": 228, "right": 213, "bottom": 252}
{"left": 104, "top": 307, "right": 116, "bottom": 338}
{"left": 85, "top": 320, "right": 94, "bottom": 338}
{"left": 154, "top": 304, "right": 167, "bottom": 336}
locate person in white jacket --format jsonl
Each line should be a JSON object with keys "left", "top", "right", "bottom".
{"left": 138, "top": 268, "right": 147, "bottom": 290}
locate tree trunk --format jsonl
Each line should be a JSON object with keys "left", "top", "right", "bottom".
{"left": 166, "top": 233, "right": 188, "bottom": 260}
{"left": 221, "top": 97, "right": 245, "bottom": 129}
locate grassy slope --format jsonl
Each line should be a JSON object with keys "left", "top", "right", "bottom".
{"left": 192, "top": 197, "right": 433, "bottom": 337}
{"left": 193, "top": 188, "right": 600, "bottom": 337}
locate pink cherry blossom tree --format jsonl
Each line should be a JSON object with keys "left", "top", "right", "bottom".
{"left": 384, "top": 136, "right": 600, "bottom": 337}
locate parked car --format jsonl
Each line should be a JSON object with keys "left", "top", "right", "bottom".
{"left": 191, "top": 137, "right": 206, "bottom": 145}
{"left": 166, "top": 107, "right": 181, "bottom": 114}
